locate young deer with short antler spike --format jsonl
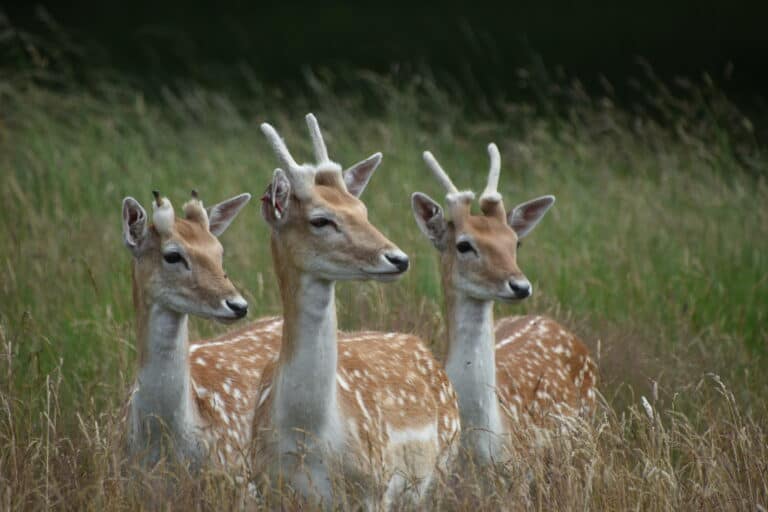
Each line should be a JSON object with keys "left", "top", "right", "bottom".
{"left": 411, "top": 144, "right": 596, "bottom": 465}
{"left": 252, "top": 114, "right": 459, "bottom": 507}
{"left": 122, "top": 190, "right": 283, "bottom": 470}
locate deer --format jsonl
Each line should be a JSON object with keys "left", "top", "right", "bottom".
{"left": 250, "top": 114, "right": 460, "bottom": 508}
{"left": 122, "top": 189, "right": 283, "bottom": 471}
{"left": 410, "top": 143, "right": 597, "bottom": 467}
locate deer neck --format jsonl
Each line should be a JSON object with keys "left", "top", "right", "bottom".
{"left": 128, "top": 263, "right": 202, "bottom": 463}
{"left": 443, "top": 280, "right": 504, "bottom": 463}
{"left": 271, "top": 242, "right": 340, "bottom": 442}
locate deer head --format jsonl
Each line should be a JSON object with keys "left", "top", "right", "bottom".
{"left": 122, "top": 190, "right": 252, "bottom": 321}
{"left": 260, "top": 113, "right": 409, "bottom": 282}
{"left": 411, "top": 143, "right": 555, "bottom": 302}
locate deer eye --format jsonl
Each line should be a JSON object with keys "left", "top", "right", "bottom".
{"left": 309, "top": 217, "right": 335, "bottom": 229}
{"left": 163, "top": 252, "right": 185, "bottom": 265}
{"left": 456, "top": 241, "right": 476, "bottom": 254}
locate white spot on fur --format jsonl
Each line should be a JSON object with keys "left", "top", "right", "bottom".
{"left": 337, "top": 373, "right": 351, "bottom": 391}
{"left": 257, "top": 386, "right": 271, "bottom": 407}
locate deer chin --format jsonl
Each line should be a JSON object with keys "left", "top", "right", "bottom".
{"left": 190, "top": 309, "right": 242, "bottom": 324}
{"left": 308, "top": 261, "right": 406, "bottom": 282}
{"left": 362, "top": 269, "right": 405, "bottom": 282}
{"left": 495, "top": 293, "right": 528, "bottom": 304}
{"left": 311, "top": 268, "right": 404, "bottom": 283}
{"left": 213, "top": 315, "right": 241, "bottom": 325}
{"left": 192, "top": 302, "right": 247, "bottom": 324}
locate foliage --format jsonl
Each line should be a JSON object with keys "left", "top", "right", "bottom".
{"left": 0, "top": 41, "right": 767, "bottom": 509}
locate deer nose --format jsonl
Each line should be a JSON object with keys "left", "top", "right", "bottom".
{"left": 225, "top": 298, "right": 249, "bottom": 318}
{"left": 508, "top": 279, "right": 532, "bottom": 299}
{"left": 384, "top": 251, "right": 410, "bottom": 273}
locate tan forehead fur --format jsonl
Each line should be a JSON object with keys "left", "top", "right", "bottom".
{"left": 273, "top": 184, "right": 390, "bottom": 276}
{"left": 279, "top": 184, "right": 382, "bottom": 246}
{"left": 309, "top": 184, "right": 367, "bottom": 215}
{"left": 141, "top": 218, "right": 226, "bottom": 296}
{"left": 447, "top": 213, "right": 522, "bottom": 280}
{"left": 155, "top": 218, "right": 222, "bottom": 255}
{"left": 461, "top": 213, "right": 516, "bottom": 238}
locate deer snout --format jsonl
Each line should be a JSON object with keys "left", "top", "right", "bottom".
{"left": 384, "top": 249, "right": 410, "bottom": 273}
{"left": 507, "top": 278, "right": 532, "bottom": 299}
{"left": 224, "top": 296, "right": 249, "bottom": 318}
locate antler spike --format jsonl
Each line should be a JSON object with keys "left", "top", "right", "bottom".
{"left": 151, "top": 191, "right": 175, "bottom": 236}
{"left": 480, "top": 142, "right": 502, "bottom": 203}
{"left": 305, "top": 113, "right": 330, "bottom": 164}
{"left": 261, "top": 114, "right": 343, "bottom": 198}
{"left": 422, "top": 150, "right": 474, "bottom": 224}
{"left": 422, "top": 151, "right": 459, "bottom": 195}
{"left": 183, "top": 189, "right": 210, "bottom": 229}
{"left": 260, "top": 122, "right": 299, "bottom": 170}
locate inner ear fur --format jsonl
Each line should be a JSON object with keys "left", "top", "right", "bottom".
{"left": 261, "top": 169, "right": 292, "bottom": 227}
{"left": 207, "top": 193, "right": 252, "bottom": 237}
{"left": 508, "top": 195, "right": 556, "bottom": 239}
{"left": 411, "top": 192, "right": 448, "bottom": 250}
{"left": 343, "top": 152, "right": 382, "bottom": 198}
{"left": 122, "top": 197, "right": 149, "bottom": 254}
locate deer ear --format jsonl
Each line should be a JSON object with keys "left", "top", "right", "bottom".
{"left": 411, "top": 192, "right": 448, "bottom": 250}
{"left": 207, "top": 193, "right": 252, "bottom": 237}
{"left": 508, "top": 195, "right": 555, "bottom": 239}
{"left": 122, "top": 197, "right": 149, "bottom": 256}
{"left": 343, "top": 152, "right": 382, "bottom": 197}
{"left": 261, "top": 168, "right": 292, "bottom": 227}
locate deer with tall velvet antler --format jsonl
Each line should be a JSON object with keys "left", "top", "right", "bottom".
{"left": 410, "top": 144, "right": 597, "bottom": 466}
{"left": 251, "top": 114, "right": 459, "bottom": 507}
{"left": 122, "top": 189, "right": 283, "bottom": 470}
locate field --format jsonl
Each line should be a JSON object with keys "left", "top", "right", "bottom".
{"left": 0, "top": 56, "right": 767, "bottom": 509}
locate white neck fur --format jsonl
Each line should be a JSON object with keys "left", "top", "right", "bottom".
{"left": 444, "top": 291, "right": 504, "bottom": 464}
{"left": 272, "top": 274, "right": 341, "bottom": 449}
{"left": 128, "top": 304, "right": 203, "bottom": 466}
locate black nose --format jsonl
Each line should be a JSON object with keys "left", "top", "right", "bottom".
{"left": 226, "top": 300, "right": 248, "bottom": 318}
{"left": 508, "top": 280, "right": 531, "bottom": 298}
{"left": 385, "top": 253, "right": 410, "bottom": 272}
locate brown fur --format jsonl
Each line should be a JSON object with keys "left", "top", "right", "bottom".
{"left": 255, "top": 118, "right": 461, "bottom": 502}
{"left": 439, "top": 215, "right": 597, "bottom": 429}
{"left": 417, "top": 150, "right": 597, "bottom": 446}
{"left": 443, "top": 215, "right": 526, "bottom": 292}
{"left": 130, "top": 210, "right": 282, "bottom": 469}
{"left": 275, "top": 186, "right": 391, "bottom": 277}
{"left": 252, "top": 329, "right": 459, "bottom": 484}
{"left": 132, "top": 219, "right": 233, "bottom": 315}
{"left": 494, "top": 315, "right": 597, "bottom": 427}
{"left": 257, "top": 173, "right": 460, "bottom": 497}
{"left": 189, "top": 317, "right": 282, "bottom": 467}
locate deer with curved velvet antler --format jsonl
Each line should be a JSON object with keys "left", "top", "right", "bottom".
{"left": 251, "top": 114, "right": 459, "bottom": 507}
{"left": 410, "top": 144, "right": 596, "bottom": 465}
{"left": 122, "top": 189, "right": 283, "bottom": 470}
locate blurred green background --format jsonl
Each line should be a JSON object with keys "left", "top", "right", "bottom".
{"left": 1, "top": 0, "right": 766, "bottom": 410}
{"left": 0, "top": 4, "right": 767, "bottom": 508}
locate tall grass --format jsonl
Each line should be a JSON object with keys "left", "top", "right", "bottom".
{"left": 0, "top": 41, "right": 767, "bottom": 509}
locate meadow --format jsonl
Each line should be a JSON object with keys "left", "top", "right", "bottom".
{"left": 0, "top": 53, "right": 767, "bottom": 509}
